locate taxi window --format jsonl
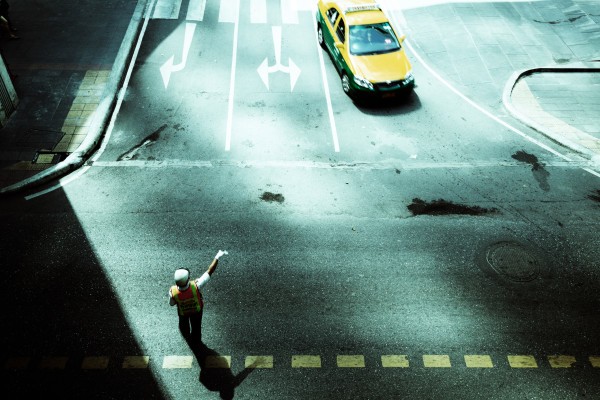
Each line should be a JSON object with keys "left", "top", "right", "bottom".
{"left": 326, "top": 8, "right": 338, "bottom": 25}
{"left": 336, "top": 18, "right": 346, "bottom": 43}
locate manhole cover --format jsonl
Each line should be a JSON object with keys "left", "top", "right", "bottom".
{"left": 485, "top": 242, "right": 540, "bottom": 282}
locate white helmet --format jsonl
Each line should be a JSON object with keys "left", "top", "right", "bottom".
{"left": 174, "top": 268, "right": 190, "bottom": 287}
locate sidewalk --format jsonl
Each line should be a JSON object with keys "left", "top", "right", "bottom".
{"left": 505, "top": 64, "right": 600, "bottom": 162}
{"left": 0, "top": 0, "right": 147, "bottom": 195}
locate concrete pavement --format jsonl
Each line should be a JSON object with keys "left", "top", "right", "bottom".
{"left": 0, "top": 0, "right": 599, "bottom": 196}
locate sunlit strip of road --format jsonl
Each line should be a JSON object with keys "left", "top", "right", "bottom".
{"left": 24, "top": 0, "right": 157, "bottom": 201}
{"left": 225, "top": 0, "right": 240, "bottom": 151}
{"left": 380, "top": 2, "right": 600, "bottom": 180}
{"left": 88, "top": 159, "right": 596, "bottom": 170}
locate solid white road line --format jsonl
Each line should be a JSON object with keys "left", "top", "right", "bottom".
{"left": 225, "top": 0, "right": 240, "bottom": 151}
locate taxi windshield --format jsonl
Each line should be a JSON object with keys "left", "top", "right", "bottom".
{"left": 349, "top": 23, "right": 400, "bottom": 56}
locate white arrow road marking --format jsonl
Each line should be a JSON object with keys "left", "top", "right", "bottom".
{"left": 257, "top": 26, "right": 301, "bottom": 91}
{"left": 160, "top": 22, "right": 197, "bottom": 89}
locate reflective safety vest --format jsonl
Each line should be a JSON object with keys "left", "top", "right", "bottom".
{"left": 171, "top": 281, "right": 204, "bottom": 316}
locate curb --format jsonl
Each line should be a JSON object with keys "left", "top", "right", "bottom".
{"left": 0, "top": 0, "right": 149, "bottom": 196}
{"left": 502, "top": 62, "right": 600, "bottom": 161}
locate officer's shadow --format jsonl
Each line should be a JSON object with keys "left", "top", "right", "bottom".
{"left": 188, "top": 341, "right": 255, "bottom": 400}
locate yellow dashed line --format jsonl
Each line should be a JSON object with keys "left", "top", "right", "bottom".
{"left": 464, "top": 355, "right": 494, "bottom": 368}
{"left": 548, "top": 355, "right": 577, "bottom": 368}
{"left": 162, "top": 356, "right": 193, "bottom": 369}
{"left": 292, "top": 355, "right": 321, "bottom": 368}
{"left": 205, "top": 355, "right": 231, "bottom": 369}
{"left": 4, "top": 357, "right": 31, "bottom": 370}
{"left": 81, "top": 356, "right": 109, "bottom": 370}
{"left": 4, "top": 354, "right": 599, "bottom": 371}
{"left": 122, "top": 356, "right": 149, "bottom": 369}
{"left": 245, "top": 356, "right": 273, "bottom": 368}
{"left": 508, "top": 355, "right": 538, "bottom": 368}
{"left": 337, "top": 355, "right": 365, "bottom": 368}
{"left": 423, "top": 355, "right": 451, "bottom": 368}
{"left": 381, "top": 355, "right": 409, "bottom": 368}
{"left": 38, "top": 356, "right": 68, "bottom": 370}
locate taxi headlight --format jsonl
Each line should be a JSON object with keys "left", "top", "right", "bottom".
{"left": 404, "top": 71, "right": 414, "bottom": 81}
{"left": 354, "top": 75, "right": 374, "bottom": 90}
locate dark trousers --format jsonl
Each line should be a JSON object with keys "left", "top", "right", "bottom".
{"left": 178, "top": 311, "right": 203, "bottom": 343}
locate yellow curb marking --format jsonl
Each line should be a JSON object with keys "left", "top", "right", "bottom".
{"left": 245, "top": 356, "right": 273, "bottom": 368}
{"left": 381, "top": 355, "right": 409, "bottom": 368}
{"left": 205, "top": 355, "right": 231, "bottom": 369}
{"left": 4, "top": 357, "right": 31, "bottom": 370}
{"left": 464, "top": 355, "right": 494, "bottom": 368}
{"left": 162, "top": 356, "right": 193, "bottom": 369}
{"left": 423, "top": 355, "right": 451, "bottom": 368}
{"left": 39, "top": 356, "right": 68, "bottom": 370}
{"left": 122, "top": 356, "right": 150, "bottom": 369}
{"left": 81, "top": 356, "right": 109, "bottom": 370}
{"left": 508, "top": 355, "right": 538, "bottom": 368}
{"left": 548, "top": 355, "right": 576, "bottom": 368}
{"left": 337, "top": 355, "right": 365, "bottom": 368}
{"left": 292, "top": 355, "right": 321, "bottom": 368}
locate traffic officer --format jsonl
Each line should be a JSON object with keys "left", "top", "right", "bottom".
{"left": 169, "top": 250, "right": 227, "bottom": 344}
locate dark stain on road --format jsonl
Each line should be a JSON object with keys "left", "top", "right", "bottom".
{"left": 533, "top": 15, "right": 584, "bottom": 24}
{"left": 407, "top": 198, "right": 498, "bottom": 216}
{"left": 511, "top": 150, "right": 550, "bottom": 191}
{"left": 589, "top": 189, "right": 600, "bottom": 203}
{"left": 260, "top": 192, "right": 285, "bottom": 203}
{"left": 117, "top": 124, "right": 167, "bottom": 161}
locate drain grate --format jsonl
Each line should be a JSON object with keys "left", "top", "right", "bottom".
{"left": 485, "top": 242, "right": 540, "bottom": 282}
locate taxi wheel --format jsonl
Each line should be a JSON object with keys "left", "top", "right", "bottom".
{"left": 317, "top": 24, "right": 326, "bottom": 49}
{"left": 341, "top": 74, "right": 352, "bottom": 96}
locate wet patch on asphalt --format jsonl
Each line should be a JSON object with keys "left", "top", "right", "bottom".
{"left": 511, "top": 150, "right": 550, "bottom": 191}
{"left": 260, "top": 192, "right": 285, "bottom": 203}
{"left": 118, "top": 124, "right": 167, "bottom": 161}
{"left": 407, "top": 198, "right": 498, "bottom": 216}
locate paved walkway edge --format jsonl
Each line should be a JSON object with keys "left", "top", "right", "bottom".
{"left": 0, "top": 0, "right": 150, "bottom": 196}
{"left": 502, "top": 62, "right": 600, "bottom": 162}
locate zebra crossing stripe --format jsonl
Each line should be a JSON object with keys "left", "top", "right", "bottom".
{"left": 150, "top": 0, "right": 307, "bottom": 23}
{"left": 153, "top": 0, "right": 182, "bottom": 19}
{"left": 187, "top": 0, "right": 207, "bottom": 21}
{"left": 281, "top": 0, "right": 299, "bottom": 24}
{"left": 251, "top": 0, "right": 267, "bottom": 24}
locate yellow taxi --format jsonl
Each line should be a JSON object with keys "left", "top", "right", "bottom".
{"left": 316, "top": 0, "right": 415, "bottom": 98}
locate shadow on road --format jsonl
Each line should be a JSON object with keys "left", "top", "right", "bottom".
{"left": 190, "top": 341, "right": 255, "bottom": 400}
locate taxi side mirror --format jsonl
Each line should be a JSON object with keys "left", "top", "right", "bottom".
{"left": 335, "top": 42, "right": 345, "bottom": 50}
{"left": 399, "top": 34, "right": 406, "bottom": 43}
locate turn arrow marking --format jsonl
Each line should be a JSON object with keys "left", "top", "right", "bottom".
{"left": 161, "top": 22, "right": 197, "bottom": 89}
{"left": 257, "top": 26, "right": 301, "bottom": 91}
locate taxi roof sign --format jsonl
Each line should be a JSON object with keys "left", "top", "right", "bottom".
{"left": 344, "top": 4, "right": 381, "bottom": 14}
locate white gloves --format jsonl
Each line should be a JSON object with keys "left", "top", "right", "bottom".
{"left": 215, "top": 250, "right": 228, "bottom": 260}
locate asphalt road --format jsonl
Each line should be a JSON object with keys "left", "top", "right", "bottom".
{"left": 1, "top": 1, "right": 599, "bottom": 399}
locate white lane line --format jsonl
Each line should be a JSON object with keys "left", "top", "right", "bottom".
{"left": 381, "top": 3, "right": 600, "bottom": 181}
{"left": 313, "top": 13, "right": 340, "bottom": 152}
{"left": 25, "top": 0, "right": 157, "bottom": 200}
{"left": 225, "top": 0, "right": 240, "bottom": 151}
